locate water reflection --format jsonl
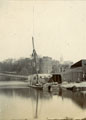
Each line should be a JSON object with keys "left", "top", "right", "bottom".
{"left": 62, "top": 90, "right": 86, "bottom": 109}
{"left": 0, "top": 87, "right": 86, "bottom": 119}
{"left": 0, "top": 88, "right": 53, "bottom": 100}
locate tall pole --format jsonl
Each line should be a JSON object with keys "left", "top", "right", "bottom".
{"left": 32, "top": 37, "right": 38, "bottom": 84}
{"left": 32, "top": 2, "right": 39, "bottom": 84}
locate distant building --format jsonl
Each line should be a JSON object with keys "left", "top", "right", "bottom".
{"left": 59, "top": 59, "right": 73, "bottom": 72}
{"left": 52, "top": 60, "right": 60, "bottom": 73}
{"left": 60, "top": 64, "right": 70, "bottom": 72}
{"left": 64, "top": 61, "right": 73, "bottom": 66}
{"left": 39, "top": 56, "right": 52, "bottom": 73}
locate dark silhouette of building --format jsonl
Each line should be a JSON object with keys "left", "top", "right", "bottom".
{"left": 62, "top": 59, "right": 86, "bottom": 82}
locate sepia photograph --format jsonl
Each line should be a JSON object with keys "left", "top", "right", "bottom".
{"left": 0, "top": 0, "right": 86, "bottom": 119}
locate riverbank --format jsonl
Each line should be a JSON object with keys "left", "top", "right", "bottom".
{"left": 0, "top": 73, "right": 28, "bottom": 81}
{"left": 0, "top": 81, "right": 28, "bottom": 88}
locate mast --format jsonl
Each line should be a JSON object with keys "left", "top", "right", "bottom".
{"left": 32, "top": 36, "right": 37, "bottom": 66}
{"left": 32, "top": 36, "right": 39, "bottom": 83}
{"left": 32, "top": 2, "right": 39, "bottom": 83}
{"left": 32, "top": 36, "right": 35, "bottom": 50}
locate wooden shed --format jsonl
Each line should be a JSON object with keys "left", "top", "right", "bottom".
{"left": 48, "top": 73, "right": 62, "bottom": 84}
{"left": 62, "top": 60, "right": 86, "bottom": 82}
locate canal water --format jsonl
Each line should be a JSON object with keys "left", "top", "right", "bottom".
{"left": 0, "top": 85, "right": 86, "bottom": 120}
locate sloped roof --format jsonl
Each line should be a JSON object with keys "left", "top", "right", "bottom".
{"left": 71, "top": 59, "right": 86, "bottom": 68}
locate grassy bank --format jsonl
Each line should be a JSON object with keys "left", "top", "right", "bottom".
{"left": 0, "top": 75, "right": 28, "bottom": 81}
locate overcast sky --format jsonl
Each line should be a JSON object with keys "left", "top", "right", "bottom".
{"left": 0, "top": 0, "right": 86, "bottom": 62}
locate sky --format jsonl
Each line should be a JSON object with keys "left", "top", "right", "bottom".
{"left": 0, "top": 0, "right": 86, "bottom": 62}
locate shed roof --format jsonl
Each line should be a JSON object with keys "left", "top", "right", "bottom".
{"left": 71, "top": 59, "right": 86, "bottom": 69}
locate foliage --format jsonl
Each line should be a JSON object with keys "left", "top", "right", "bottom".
{"left": 0, "top": 58, "right": 33, "bottom": 75}
{"left": 0, "top": 57, "right": 73, "bottom": 75}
